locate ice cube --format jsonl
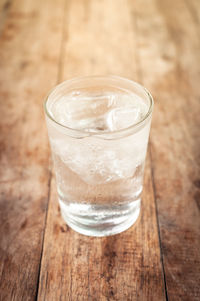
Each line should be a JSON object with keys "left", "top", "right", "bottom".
{"left": 48, "top": 91, "right": 149, "bottom": 185}
{"left": 48, "top": 93, "right": 118, "bottom": 131}
{"left": 50, "top": 135, "right": 146, "bottom": 185}
{"left": 48, "top": 92, "right": 148, "bottom": 133}
{"left": 106, "top": 95, "right": 148, "bottom": 131}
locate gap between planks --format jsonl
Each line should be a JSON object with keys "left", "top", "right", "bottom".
{"left": 35, "top": 0, "right": 69, "bottom": 299}
{"left": 128, "top": 1, "right": 168, "bottom": 298}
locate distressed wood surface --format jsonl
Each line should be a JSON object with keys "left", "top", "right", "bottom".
{"left": 0, "top": 0, "right": 199, "bottom": 300}
{"left": 0, "top": 0, "right": 12, "bottom": 34}
{"left": 38, "top": 1, "right": 165, "bottom": 300}
{"left": 129, "top": 0, "right": 200, "bottom": 300}
{"left": 0, "top": 0, "right": 65, "bottom": 300}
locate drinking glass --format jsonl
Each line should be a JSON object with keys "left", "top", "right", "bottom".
{"left": 44, "top": 76, "right": 153, "bottom": 236}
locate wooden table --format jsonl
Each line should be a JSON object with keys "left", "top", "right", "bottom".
{"left": 0, "top": 0, "right": 199, "bottom": 300}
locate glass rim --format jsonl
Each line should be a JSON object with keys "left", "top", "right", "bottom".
{"left": 44, "top": 75, "right": 154, "bottom": 137}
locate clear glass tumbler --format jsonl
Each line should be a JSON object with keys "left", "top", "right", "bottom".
{"left": 44, "top": 76, "right": 153, "bottom": 236}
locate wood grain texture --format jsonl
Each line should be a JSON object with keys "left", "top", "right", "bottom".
{"left": 0, "top": 0, "right": 199, "bottom": 300}
{"left": 38, "top": 160, "right": 165, "bottom": 301}
{"left": 128, "top": 0, "right": 200, "bottom": 299}
{"left": 0, "top": 0, "right": 12, "bottom": 34}
{"left": 0, "top": 0, "right": 65, "bottom": 300}
{"left": 37, "top": 0, "right": 165, "bottom": 300}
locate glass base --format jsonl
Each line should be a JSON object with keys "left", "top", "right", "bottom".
{"left": 59, "top": 198, "right": 141, "bottom": 237}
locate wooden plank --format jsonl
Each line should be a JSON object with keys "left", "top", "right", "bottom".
{"left": 38, "top": 0, "right": 166, "bottom": 300}
{"left": 0, "top": 0, "right": 65, "bottom": 300}
{"left": 128, "top": 0, "right": 200, "bottom": 300}
{"left": 184, "top": 0, "right": 200, "bottom": 27}
{"left": 0, "top": 0, "right": 13, "bottom": 34}
{"left": 0, "top": 0, "right": 12, "bottom": 15}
